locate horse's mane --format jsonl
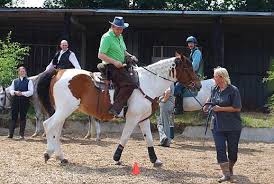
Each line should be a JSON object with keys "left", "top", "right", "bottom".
{"left": 137, "top": 57, "right": 175, "bottom": 78}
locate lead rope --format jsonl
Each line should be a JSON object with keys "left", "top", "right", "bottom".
{"left": 179, "top": 86, "right": 216, "bottom": 150}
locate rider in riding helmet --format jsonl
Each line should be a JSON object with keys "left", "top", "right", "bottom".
{"left": 174, "top": 36, "right": 203, "bottom": 115}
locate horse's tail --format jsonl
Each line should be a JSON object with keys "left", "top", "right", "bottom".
{"left": 37, "top": 69, "right": 57, "bottom": 116}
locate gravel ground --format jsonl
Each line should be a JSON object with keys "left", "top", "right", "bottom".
{"left": 0, "top": 128, "right": 273, "bottom": 184}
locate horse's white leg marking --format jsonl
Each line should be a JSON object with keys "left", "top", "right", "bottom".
{"left": 95, "top": 120, "right": 101, "bottom": 141}
{"left": 53, "top": 117, "right": 66, "bottom": 160}
{"left": 139, "top": 119, "right": 163, "bottom": 167}
{"left": 84, "top": 117, "right": 92, "bottom": 139}
{"left": 120, "top": 116, "right": 140, "bottom": 146}
{"left": 139, "top": 119, "right": 154, "bottom": 147}
{"left": 53, "top": 105, "right": 79, "bottom": 160}
{"left": 32, "top": 109, "right": 44, "bottom": 137}
{"left": 84, "top": 116, "right": 101, "bottom": 141}
{"left": 45, "top": 106, "right": 77, "bottom": 160}
{"left": 44, "top": 74, "right": 80, "bottom": 160}
{"left": 43, "top": 116, "right": 55, "bottom": 157}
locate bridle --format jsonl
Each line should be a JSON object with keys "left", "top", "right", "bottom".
{"left": 140, "top": 58, "right": 196, "bottom": 85}
{"left": 140, "top": 66, "right": 176, "bottom": 82}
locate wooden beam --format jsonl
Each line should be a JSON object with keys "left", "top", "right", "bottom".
{"left": 63, "top": 13, "right": 71, "bottom": 41}
{"left": 212, "top": 16, "right": 224, "bottom": 67}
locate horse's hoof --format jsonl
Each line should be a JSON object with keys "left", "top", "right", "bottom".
{"left": 61, "top": 159, "right": 69, "bottom": 164}
{"left": 153, "top": 159, "right": 163, "bottom": 167}
{"left": 84, "top": 134, "right": 91, "bottom": 139}
{"left": 96, "top": 138, "right": 101, "bottom": 142}
{"left": 115, "top": 161, "right": 122, "bottom": 165}
{"left": 31, "top": 133, "right": 39, "bottom": 138}
{"left": 44, "top": 153, "right": 50, "bottom": 163}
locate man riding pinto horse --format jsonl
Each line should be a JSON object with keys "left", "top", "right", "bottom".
{"left": 36, "top": 16, "right": 201, "bottom": 166}
{"left": 97, "top": 17, "right": 138, "bottom": 117}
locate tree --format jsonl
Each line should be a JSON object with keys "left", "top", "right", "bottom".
{"left": 0, "top": 0, "right": 12, "bottom": 7}
{"left": 0, "top": 32, "right": 29, "bottom": 87}
{"left": 133, "top": 0, "right": 167, "bottom": 10}
{"left": 43, "top": 0, "right": 274, "bottom": 11}
{"left": 239, "top": 0, "right": 269, "bottom": 11}
{"left": 97, "top": 0, "right": 129, "bottom": 9}
{"left": 44, "top": 0, "right": 129, "bottom": 9}
{"left": 214, "top": 0, "right": 245, "bottom": 11}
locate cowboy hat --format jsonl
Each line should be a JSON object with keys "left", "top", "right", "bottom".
{"left": 109, "top": 16, "right": 129, "bottom": 29}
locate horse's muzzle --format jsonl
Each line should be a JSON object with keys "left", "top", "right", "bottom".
{"left": 196, "top": 81, "right": 202, "bottom": 90}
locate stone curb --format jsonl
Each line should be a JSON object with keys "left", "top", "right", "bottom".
{"left": 182, "top": 126, "right": 274, "bottom": 142}
{"left": 1, "top": 116, "right": 274, "bottom": 142}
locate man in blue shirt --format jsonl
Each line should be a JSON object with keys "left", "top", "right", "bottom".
{"left": 174, "top": 36, "right": 203, "bottom": 115}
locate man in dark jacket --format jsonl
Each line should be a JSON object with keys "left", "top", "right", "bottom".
{"left": 8, "top": 66, "right": 34, "bottom": 139}
{"left": 46, "top": 40, "right": 81, "bottom": 70}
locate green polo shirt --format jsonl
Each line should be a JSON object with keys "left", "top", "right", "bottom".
{"left": 99, "top": 30, "right": 127, "bottom": 64}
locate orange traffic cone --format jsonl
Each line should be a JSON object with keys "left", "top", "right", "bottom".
{"left": 131, "top": 162, "right": 140, "bottom": 175}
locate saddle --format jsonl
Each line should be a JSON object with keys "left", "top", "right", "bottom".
{"left": 91, "top": 72, "right": 114, "bottom": 91}
{"left": 91, "top": 68, "right": 139, "bottom": 92}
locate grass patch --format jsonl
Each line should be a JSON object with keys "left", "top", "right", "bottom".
{"left": 150, "top": 111, "right": 205, "bottom": 126}
{"left": 241, "top": 112, "right": 274, "bottom": 128}
{"left": 152, "top": 111, "right": 274, "bottom": 128}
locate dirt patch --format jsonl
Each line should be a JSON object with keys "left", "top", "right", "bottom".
{"left": 0, "top": 129, "right": 273, "bottom": 184}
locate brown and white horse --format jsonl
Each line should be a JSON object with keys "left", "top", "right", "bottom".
{"left": 0, "top": 77, "right": 101, "bottom": 140}
{"left": 29, "top": 75, "right": 101, "bottom": 140}
{"left": 37, "top": 56, "right": 201, "bottom": 166}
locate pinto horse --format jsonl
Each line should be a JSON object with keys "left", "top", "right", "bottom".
{"left": 37, "top": 56, "right": 201, "bottom": 166}
{"left": 28, "top": 75, "right": 101, "bottom": 140}
{"left": 0, "top": 76, "right": 101, "bottom": 140}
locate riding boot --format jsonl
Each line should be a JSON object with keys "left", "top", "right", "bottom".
{"left": 229, "top": 160, "right": 236, "bottom": 176}
{"left": 174, "top": 95, "right": 183, "bottom": 115}
{"left": 8, "top": 120, "right": 17, "bottom": 138}
{"left": 109, "top": 86, "right": 135, "bottom": 117}
{"left": 218, "top": 162, "right": 231, "bottom": 183}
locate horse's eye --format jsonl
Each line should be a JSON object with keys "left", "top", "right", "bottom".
{"left": 172, "top": 63, "right": 176, "bottom": 67}
{"left": 0, "top": 98, "right": 3, "bottom": 101}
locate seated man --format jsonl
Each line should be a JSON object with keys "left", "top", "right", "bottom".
{"left": 46, "top": 40, "right": 81, "bottom": 71}
{"left": 174, "top": 36, "right": 203, "bottom": 115}
{"left": 97, "top": 16, "right": 138, "bottom": 116}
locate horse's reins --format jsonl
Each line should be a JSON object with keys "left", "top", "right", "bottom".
{"left": 181, "top": 85, "right": 217, "bottom": 136}
{"left": 184, "top": 87, "right": 204, "bottom": 108}
{"left": 137, "top": 60, "right": 214, "bottom": 147}
{"left": 140, "top": 66, "right": 176, "bottom": 83}
{"left": 135, "top": 61, "right": 203, "bottom": 124}
{"left": 134, "top": 63, "right": 177, "bottom": 123}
